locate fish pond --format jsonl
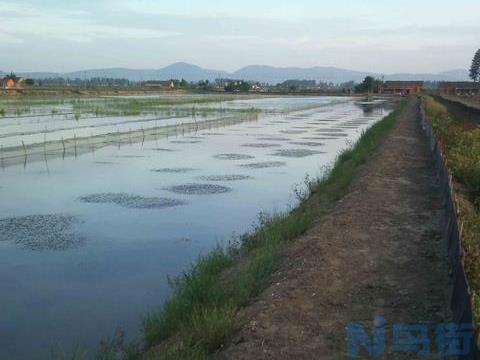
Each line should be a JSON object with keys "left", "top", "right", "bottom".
{"left": 0, "top": 95, "right": 392, "bottom": 359}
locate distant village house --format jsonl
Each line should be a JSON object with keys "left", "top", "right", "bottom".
{"left": 142, "top": 80, "right": 175, "bottom": 89}
{"left": 437, "top": 82, "right": 480, "bottom": 96}
{"left": 380, "top": 81, "right": 423, "bottom": 95}
{"left": 2, "top": 74, "right": 21, "bottom": 89}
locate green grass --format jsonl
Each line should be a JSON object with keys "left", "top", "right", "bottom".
{"left": 423, "top": 96, "right": 480, "bottom": 318}
{"left": 135, "top": 99, "right": 404, "bottom": 359}
{"left": 0, "top": 95, "right": 259, "bottom": 119}
{"left": 70, "top": 96, "right": 247, "bottom": 116}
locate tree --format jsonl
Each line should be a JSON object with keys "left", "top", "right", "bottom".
{"left": 469, "top": 49, "right": 480, "bottom": 82}
{"left": 354, "top": 76, "right": 383, "bottom": 94}
{"left": 198, "top": 80, "right": 211, "bottom": 90}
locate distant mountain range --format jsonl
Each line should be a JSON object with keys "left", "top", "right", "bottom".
{"left": 1, "top": 62, "right": 470, "bottom": 84}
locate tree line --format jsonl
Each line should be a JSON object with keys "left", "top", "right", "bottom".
{"left": 470, "top": 49, "right": 480, "bottom": 82}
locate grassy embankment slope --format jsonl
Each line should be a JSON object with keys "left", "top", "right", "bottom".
{"left": 424, "top": 96, "right": 480, "bottom": 318}
{"left": 115, "top": 100, "right": 405, "bottom": 360}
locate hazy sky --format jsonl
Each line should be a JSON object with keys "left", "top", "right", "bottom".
{"left": 1, "top": 0, "right": 479, "bottom": 73}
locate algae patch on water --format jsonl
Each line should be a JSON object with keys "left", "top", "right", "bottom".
{"left": 241, "top": 143, "right": 282, "bottom": 148}
{"left": 151, "top": 148, "right": 177, "bottom": 152}
{"left": 289, "top": 141, "right": 325, "bottom": 147}
{"left": 239, "top": 161, "right": 286, "bottom": 169}
{"left": 280, "top": 130, "right": 308, "bottom": 134}
{"left": 151, "top": 168, "right": 198, "bottom": 174}
{"left": 213, "top": 153, "right": 255, "bottom": 160}
{"left": 0, "top": 214, "right": 81, "bottom": 251}
{"left": 169, "top": 140, "right": 203, "bottom": 144}
{"left": 271, "top": 149, "right": 325, "bottom": 158}
{"left": 257, "top": 137, "right": 291, "bottom": 142}
{"left": 196, "top": 174, "right": 252, "bottom": 181}
{"left": 79, "top": 193, "right": 186, "bottom": 209}
{"left": 165, "top": 184, "right": 232, "bottom": 195}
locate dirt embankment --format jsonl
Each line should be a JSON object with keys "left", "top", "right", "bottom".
{"left": 215, "top": 98, "right": 451, "bottom": 359}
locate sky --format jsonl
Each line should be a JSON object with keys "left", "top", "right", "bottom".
{"left": 0, "top": 0, "right": 479, "bottom": 74}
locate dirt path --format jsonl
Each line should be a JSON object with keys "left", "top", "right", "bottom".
{"left": 215, "top": 97, "right": 450, "bottom": 359}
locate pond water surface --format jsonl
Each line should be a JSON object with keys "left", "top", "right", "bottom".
{"left": 0, "top": 96, "right": 392, "bottom": 359}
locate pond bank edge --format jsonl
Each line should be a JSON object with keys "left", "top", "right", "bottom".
{"left": 100, "top": 99, "right": 405, "bottom": 360}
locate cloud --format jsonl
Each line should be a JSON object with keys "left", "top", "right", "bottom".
{"left": 0, "top": 1, "right": 181, "bottom": 43}
{"left": 1, "top": 0, "right": 478, "bottom": 73}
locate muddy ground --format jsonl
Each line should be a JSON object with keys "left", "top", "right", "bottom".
{"left": 215, "top": 98, "right": 451, "bottom": 359}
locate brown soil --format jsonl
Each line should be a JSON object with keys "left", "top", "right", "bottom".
{"left": 215, "top": 98, "right": 451, "bottom": 359}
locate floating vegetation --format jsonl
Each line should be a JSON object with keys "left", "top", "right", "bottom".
{"left": 323, "top": 133, "right": 349, "bottom": 137}
{"left": 113, "top": 155, "right": 148, "bottom": 158}
{"left": 315, "top": 129, "right": 345, "bottom": 133}
{"left": 257, "top": 137, "right": 291, "bottom": 141}
{"left": 151, "top": 168, "right": 198, "bottom": 173}
{"left": 165, "top": 184, "right": 232, "bottom": 195}
{"left": 241, "top": 143, "right": 282, "bottom": 148}
{"left": 201, "top": 132, "right": 225, "bottom": 136}
{"left": 95, "top": 161, "right": 117, "bottom": 165}
{"left": 239, "top": 161, "right": 286, "bottom": 169}
{"left": 151, "top": 148, "right": 177, "bottom": 152}
{"left": 287, "top": 115, "right": 309, "bottom": 119}
{"left": 196, "top": 174, "right": 253, "bottom": 181}
{"left": 213, "top": 153, "right": 255, "bottom": 160}
{"left": 271, "top": 149, "right": 325, "bottom": 158}
{"left": 79, "top": 193, "right": 186, "bottom": 209}
{"left": 280, "top": 130, "right": 308, "bottom": 134}
{"left": 289, "top": 141, "right": 325, "bottom": 147}
{"left": 0, "top": 214, "right": 81, "bottom": 251}
{"left": 303, "top": 136, "right": 338, "bottom": 140}
{"left": 169, "top": 140, "right": 203, "bottom": 144}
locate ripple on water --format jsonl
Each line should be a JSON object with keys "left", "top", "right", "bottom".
{"left": 0, "top": 214, "right": 81, "bottom": 251}
{"left": 239, "top": 161, "right": 286, "bottom": 169}
{"left": 165, "top": 184, "right": 232, "bottom": 195}
{"left": 271, "top": 149, "right": 325, "bottom": 158}
{"left": 196, "top": 174, "right": 253, "bottom": 181}
{"left": 213, "top": 153, "right": 255, "bottom": 160}
{"left": 79, "top": 193, "right": 186, "bottom": 209}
